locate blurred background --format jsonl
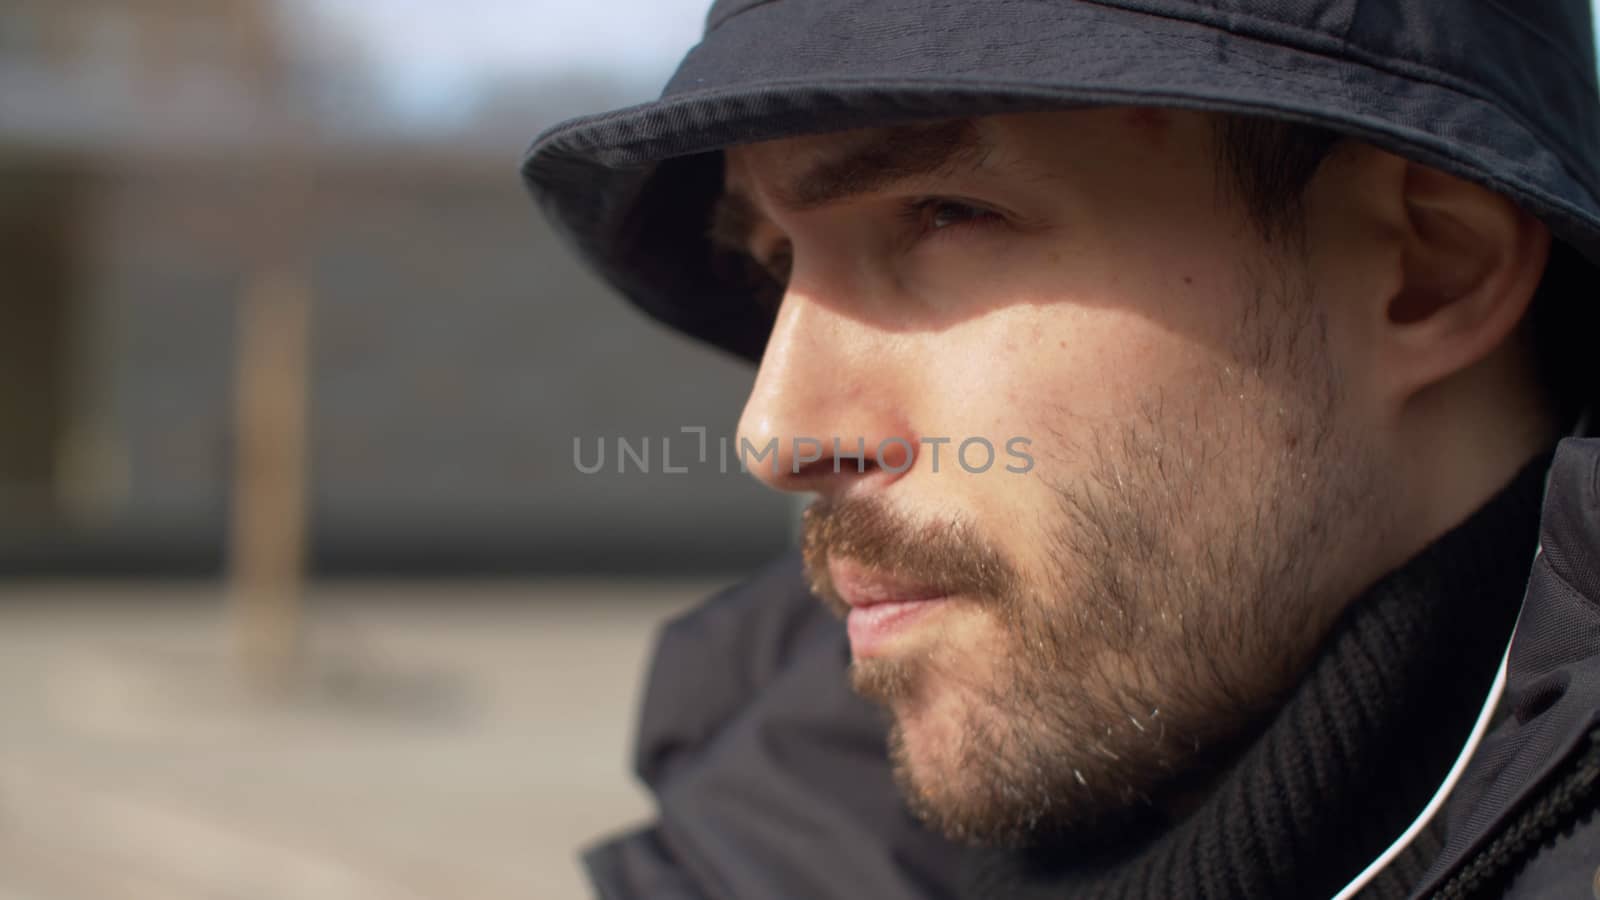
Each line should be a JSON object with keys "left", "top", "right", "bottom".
{"left": 0, "top": 1, "right": 793, "bottom": 897}
{"left": 12, "top": 3, "right": 1598, "bottom": 899}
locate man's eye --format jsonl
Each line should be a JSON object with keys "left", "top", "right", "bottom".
{"left": 711, "top": 245, "right": 788, "bottom": 313}
{"left": 898, "top": 197, "right": 1005, "bottom": 236}
{"left": 751, "top": 246, "right": 791, "bottom": 312}
{"left": 760, "top": 244, "right": 793, "bottom": 284}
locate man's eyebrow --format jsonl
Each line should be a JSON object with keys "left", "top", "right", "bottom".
{"left": 707, "top": 118, "right": 991, "bottom": 257}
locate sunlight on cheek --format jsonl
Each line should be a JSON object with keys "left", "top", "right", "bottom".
{"left": 891, "top": 233, "right": 1048, "bottom": 313}
{"left": 916, "top": 301, "right": 1184, "bottom": 454}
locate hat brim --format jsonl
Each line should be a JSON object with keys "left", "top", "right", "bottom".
{"left": 523, "top": 0, "right": 1600, "bottom": 362}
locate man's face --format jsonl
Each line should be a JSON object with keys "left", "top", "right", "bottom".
{"left": 720, "top": 108, "right": 1393, "bottom": 845}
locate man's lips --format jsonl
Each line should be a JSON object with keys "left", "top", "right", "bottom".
{"left": 828, "top": 557, "right": 949, "bottom": 607}
{"left": 828, "top": 558, "right": 950, "bottom": 657}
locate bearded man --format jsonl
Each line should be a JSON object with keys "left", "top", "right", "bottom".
{"left": 525, "top": 2, "right": 1600, "bottom": 897}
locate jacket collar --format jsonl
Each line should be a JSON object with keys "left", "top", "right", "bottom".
{"left": 1409, "top": 437, "right": 1600, "bottom": 895}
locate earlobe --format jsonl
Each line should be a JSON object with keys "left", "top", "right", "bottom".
{"left": 1379, "top": 164, "right": 1550, "bottom": 400}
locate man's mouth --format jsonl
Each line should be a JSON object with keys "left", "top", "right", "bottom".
{"left": 827, "top": 557, "right": 951, "bottom": 657}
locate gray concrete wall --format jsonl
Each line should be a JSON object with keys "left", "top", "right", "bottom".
{"left": 0, "top": 154, "right": 792, "bottom": 573}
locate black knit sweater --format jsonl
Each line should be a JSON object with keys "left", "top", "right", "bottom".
{"left": 964, "top": 453, "right": 1551, "bottom": 900}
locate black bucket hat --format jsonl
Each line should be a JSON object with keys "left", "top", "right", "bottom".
{"left": 522, "top": 0, "right": 1600, "bottom": 363}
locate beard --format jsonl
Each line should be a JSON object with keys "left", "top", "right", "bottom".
{"left": 800, "top": 263, "right": 1385, "bottom": 848}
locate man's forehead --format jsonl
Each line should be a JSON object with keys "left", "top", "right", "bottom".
{"left": 721, "top": 117, "right": 992, "bottom": 197}
{"left": 720, "top": 108, "right": 1180, "bottom": 196}
{"left": 707, "top": 108, "right": 1184, "bottom": 257}
{"left": 709, "top": 117, "right": 997, "bottom": 257}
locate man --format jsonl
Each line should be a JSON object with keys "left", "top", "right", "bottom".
{"left": 526, "top": 2, "right": 1600, "bottom": 898}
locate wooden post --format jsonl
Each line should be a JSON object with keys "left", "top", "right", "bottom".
{"left": 229, "top": 266, "right": 310, "bottom": 689}
{"left": 226, "top": 0, "right": 316, "bottom": 691}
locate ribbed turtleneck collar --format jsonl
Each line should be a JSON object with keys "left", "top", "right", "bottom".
{"left": 964, "top": 451, "right": 1553, "bottom": 900}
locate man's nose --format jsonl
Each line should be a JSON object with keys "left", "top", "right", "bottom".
{"left": 735, "top": 292, "right": 918, "bottom": 496}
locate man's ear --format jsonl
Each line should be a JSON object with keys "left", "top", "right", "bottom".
{"left": 1378, "top": 163, "right": 1550, "bottom": 404}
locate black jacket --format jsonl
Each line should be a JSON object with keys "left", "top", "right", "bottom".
{"left": 583, "top": 438, "right": 1600, "bottom": 900}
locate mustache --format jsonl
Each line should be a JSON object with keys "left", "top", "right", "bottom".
{"left": 800, "top": 495, "right": 1022, "bottom": 616}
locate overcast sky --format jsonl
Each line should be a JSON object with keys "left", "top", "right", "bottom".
{"left": 289, "top": 0, "right": 713, "bottom": 123}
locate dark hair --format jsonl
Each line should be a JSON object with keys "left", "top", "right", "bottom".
{"left": 1213, "top": 114, "right": 1343, "bottom": 246}
{"left": 1525, "top": 239, "right": 1597, "bottom": 431}
{"left": 1214, "top": 113, "right": 1593, "bottom": 431}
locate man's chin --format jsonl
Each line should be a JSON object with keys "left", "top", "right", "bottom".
{"left": 886, "top": 714, "right": 1166, "bottom": 851}
{"left": 852, "top": 664, "right": 1032, "bottom": 845}
{"left": 854, "top": 661, "right": 1175, "bottom": 850}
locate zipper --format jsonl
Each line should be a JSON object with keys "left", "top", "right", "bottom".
{"left": 1428, "top": 726, "right": 1600, "bottom": 899}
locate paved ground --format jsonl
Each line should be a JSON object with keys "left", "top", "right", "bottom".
{"left": 0, "top": 578, "right": 726, "bottom": 900}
